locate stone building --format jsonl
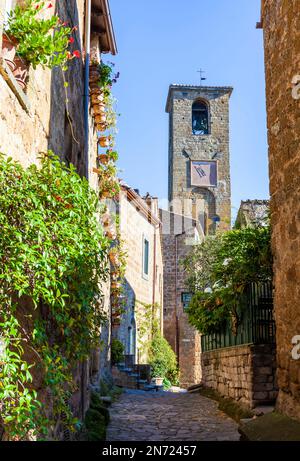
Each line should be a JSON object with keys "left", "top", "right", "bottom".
{"left": 160, "top": 209, "right": 203, "bottom": 387}
{"left": 162, "top": 84, "right": 232, "bottom": 387}
{"left": 0, "top": 0, "right": 117, "bottom": 435}
{"left": 166, "top": 84, "right": 232, "bottom": 233}
{"left": 235, "top": 199, "right": 270, "bottom": 229}
{"left": 259, "top": 0, "right": 300, "bottom": 420}
{"left": 113, "top": 185, "right": 164, "bottom": 365}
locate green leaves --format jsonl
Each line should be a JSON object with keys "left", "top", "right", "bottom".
{"left": 184, "top": 226, "right": 273, "bottom": 334}
{"left": 0, "top": 152, "right": 110, "bottom": 439}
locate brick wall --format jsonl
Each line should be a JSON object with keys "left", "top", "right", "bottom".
{"left": 261, "top": 0, "right": 300, "bottom": 420}
{"left": 202, "top": 344, "right": 277, "bottom": 408}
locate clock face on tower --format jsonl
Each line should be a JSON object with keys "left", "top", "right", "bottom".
{"left": 190, "top": 161, "right": 218, "bottom": 188}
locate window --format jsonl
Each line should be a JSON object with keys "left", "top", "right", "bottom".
{"left": 142, "top": 237, "right": 149, "bottom": 278}
{"left": 192, "top": 100, "right": 209, "bottom": 135}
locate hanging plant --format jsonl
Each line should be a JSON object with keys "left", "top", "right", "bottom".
{"left": 98, "top": 136, "right": 111, "bottom": 148}
{"left": 6, "top": 1, "right": 80, "bottom": 70}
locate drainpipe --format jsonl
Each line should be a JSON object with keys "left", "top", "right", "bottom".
{"left": 84, "top": 0, "right": 92, "bottom": 181}
{"left": 152, "top": 224, "right": 157, "bottom": 336}
{"left": 175, "top": 233, "right": 179, "bottom": 365}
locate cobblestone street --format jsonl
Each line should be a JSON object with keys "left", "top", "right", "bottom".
{"left": 106, "top": 389, "right": 240, "bottom": 441}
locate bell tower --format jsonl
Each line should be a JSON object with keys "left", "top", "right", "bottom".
{"left": 166, "top": 84, "right": 233, "bottom": 233}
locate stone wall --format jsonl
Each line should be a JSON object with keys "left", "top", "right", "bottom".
{"left": 202, "top": 344, "right": 277, "bottom": 408}
{"left": 261, "top": 0, "right": 300, "bottom": 420}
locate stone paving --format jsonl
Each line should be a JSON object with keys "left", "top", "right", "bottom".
{"left": 106, "top": 389, "right": 240, "bottom": 441}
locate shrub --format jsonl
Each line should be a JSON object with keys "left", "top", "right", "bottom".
{"left": 184, "top": 226, "right": 273, "bottom": 334}
{"left": 149, "top": 333, "right": 179, "bottom": 385}
{"left": 111, "top": 339, "right": 124, "bottom": 365}
{"left": 84, "top": 409, "right": 106, "bottom": 441}
{"left": 90, "top": 392, "right": 110, "bottom": 425}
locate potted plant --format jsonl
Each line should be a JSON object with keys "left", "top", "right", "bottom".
{"left": 91, "top": 93, "right": 104, "bottom": 105}
{"left": 111, "top": 280, "right": 121, "bottom": 290}
{"left": 93, "top": 103, "right": 105, "bottom": 115}
{"left": 105, "top": 228, "right": 117, "bottom": 239}
{"left": 98, "top": 153, "right": 109, "bottom": 165}
{"left": 98, "top": 136, "right": 110, "bottom": 148}
{"left": 1, "top": 34, "right": 17, "bottom": 71}
{"left": 96, "top": 122, "right": 108, "bottom": 132}
{"left": 108, "top": 149, "right": 118, "bottom": 162}
{"left": 109, "top": 250, "right": 119, "bottom": 266}
{"left": 6, "top": 0, "right": 79, "bottom": 88}
{"left": 152, "top": 377, "right": 164, "bottom": 386}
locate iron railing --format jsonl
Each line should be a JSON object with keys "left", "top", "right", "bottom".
{"left": 201, "top": 282, "right": 275, "bottom": 352}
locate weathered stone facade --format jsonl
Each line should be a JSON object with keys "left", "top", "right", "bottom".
{"left": 114, "top": 186, "right": 164, "bottom": 364}
{"left": 261, "top": 0, "right": 300, "bottom": 420}
{"left": 202, "top": 345, "right": 277, "bottom": 409}
{"left": 166, "top": 84, "right": 232, "bottom": 233}
{"left": 0, "top": 0, "right": 117, "bottom": 436}
{"left": 162, "top": 84, "right": 233, "bottom": 387}
{"left": 235, "top": 200, "right": 270, "bottom": 229}
{"left": 160, "top": 209, "right": 203, "bottom": 388}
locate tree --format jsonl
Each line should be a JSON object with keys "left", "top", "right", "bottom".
{"left": 183, "top": 226, "right": 273, "bottom": 335}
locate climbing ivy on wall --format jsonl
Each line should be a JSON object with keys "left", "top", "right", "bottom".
{"left": 0, "top": 153, "right": 110, "bottom": 440}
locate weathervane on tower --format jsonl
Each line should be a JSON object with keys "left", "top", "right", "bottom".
{"left": 197, "top": 69, "right": 207, "bottom": 86}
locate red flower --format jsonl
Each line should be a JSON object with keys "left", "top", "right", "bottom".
{"left": 73, "top": 50, "right": 81, "bottom": 58}
{"left": 47, "top": 3, "right": 53, "bottom": 8}
{"left": 69, "top": 37, "right": 75, "bottom": 44}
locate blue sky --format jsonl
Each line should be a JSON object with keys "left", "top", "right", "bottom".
{"left": 109, "top": 0, "right": 269, "bottom": 221}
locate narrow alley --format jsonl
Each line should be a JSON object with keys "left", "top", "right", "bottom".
{"left": 106, "top": 390, "right": 240, "bottom": 442}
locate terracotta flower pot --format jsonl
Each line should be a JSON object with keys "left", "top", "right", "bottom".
{"left": 1, "top": 35, "right": 17, "bottom": 72}
{"left": 91, "top": 93, "right": 104, "bottom": 104}
{"left": 90, "top": 87, "right": 103, "bottom": 98}
{"left": 109, "top": 252, "right": 118, "bottom": 266}
{"left": 96, "top": 122, "right": 108, "bottom": 132}
{"left": 100, "top": 190, "right": 111, "bottom": 199}
{"left": 93, "top": 103, "right": 106, "bottom": 115}
{"left": 95, "top": 113, "right": 107, "bottom": 124}
{"left": 98, "top": 153, "right": 109, "bottom": 165}
{"left": 111, "top": 280, "right": 121, "bottom": 290}
{"left": 105, "top": 229, "right": 116, "bottom": 239}
{"left": 89, "top": 81, "right": 101, "bottom": 91}
{"left": 112, "top": 312, "right": 122, "bottom": 319}
{"left": 98, "top": 137, "right": 110, "bottom": 148}
{"left": 13, "top": 55, "right": 29, "bottom": 90}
